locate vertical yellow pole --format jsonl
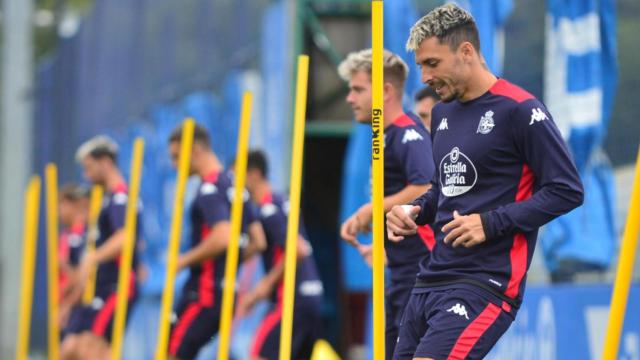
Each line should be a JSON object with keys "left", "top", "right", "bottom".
{"left": 155, "top": 119, "right": 195, "bottom": 360}
{"left": 602, "top": 147, "right": 640, "bottom": 360}
{"left": 371, "top": 2, "right": 385, "bottom": 359}
{"left": 217, "top": 92, "right": 253, "bottom": 360}
{"left": 16, "top": 176, "right": 41, "bottom": 360}
{"left": 279, "top": 55, "right": 309, "bottom": 360}
{"left": 45, "top": 164, "right": 60, "bottom": 360}
{"left": 82, "top": 185, "right": 104, "bottom": 304}
{"left": 111, "top": 138, "right": 145, "bottom": 360}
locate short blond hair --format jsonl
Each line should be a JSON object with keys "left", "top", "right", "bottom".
{"left": 406, "top": 4, "right": 479, "bottom": 53}
{"left": 337, "top": 48, "right": 409, "bottom": 92}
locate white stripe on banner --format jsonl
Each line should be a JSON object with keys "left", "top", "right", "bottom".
{"left": 557, "top": 12, "right": 601, "bottom": 55}
{"left": 544, "top": 12, "right": 603, "bottom": 138}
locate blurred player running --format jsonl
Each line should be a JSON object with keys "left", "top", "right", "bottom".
{"left": 61, "top": 136, "right": 142, "bottom": 360}
{"left": 237, "top": 149, "right": 324, "bottom": 360}
{"left": 166, "top": 124, "right": 265, "bottom": 360}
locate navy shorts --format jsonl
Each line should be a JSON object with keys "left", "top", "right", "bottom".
{"left": 168, "top": 295, "right": 221, "bottom": 360}
{"left": 393, "top": 287, "right": 514, "bottom": 360}
{"left": 64, "top": 290, "right": 137, "bottom": 342}
{"left": 386, "top": 282, "right": 413, "bottom": 360}
{"left": 251, "top": 300, "right": 321, "bottom": 360}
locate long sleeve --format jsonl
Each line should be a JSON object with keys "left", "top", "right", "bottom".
{"left": 480, "top": 99, "right": 584, "bottom": 240}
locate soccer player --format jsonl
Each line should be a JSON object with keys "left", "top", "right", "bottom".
{"left": 337, "top": 49, "right": 436, "bottom": 359}
{"left": 386, "top": 5, "right": 584, "bottom": 359}
{"left": 166, "top": 124, "right": 266, "bottom": 360}
{"left": 61, "top": 136, "right": 142, "bottom": 360}
{"left": 58, "top": 184, "right": 89, "bottom": 328}
{"left": 413, "top": 87, "right": 440, "bottom": 131}
{"left": 236, "top": 149, "right": 324, "bottom": 360}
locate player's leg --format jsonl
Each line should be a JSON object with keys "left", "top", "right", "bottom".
{"left": 385, "top": 283, "right": 413, "bottom": 360}
{"left": 290, "top": 301, "right": 322, "bottom": 359}
{"left": 392, "top": 292, "right": 430, "bottom": 360}
{"left": 250, "top": 305, "right": 282, "bottom": 360}
{"left": 168, "top": 299, "right": 220, "bottom": 360}
{"left": 61, "top": 304, "right": 96, "bottom": 360}
{"left": 412, "top": 288, "right": 514, "bottom": 360}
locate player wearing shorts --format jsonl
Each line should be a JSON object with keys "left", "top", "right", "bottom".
{"left": 237, "top": 150, "right": 324, "bottom": 360}
{"left": 61, "top": 136, "right": 142, "bottom": 360}
{"left": 386, "top": 5, "right": 584, "bottom": 359}
{"left": 338, "top": 49, "right": 436, "bottom": 359}
{"left": 166, "top": 124, "right": 266, "bottom": 360}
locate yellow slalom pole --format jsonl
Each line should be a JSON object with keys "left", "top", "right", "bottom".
{"left": 217, "top": 92, "right": 253, "bottom": 360}
{"left": 155, "top": 119, "right": 195, "bottom": 360}
{"left": 371, "top": 2, "right": 385, "bottom": 359}
{"left": 16, "top": 176, "right": 41, "bottom": 360}
{"left": 111, "top": 138, "right": 145, "bottom": 360}
{"left": 82, "top": 185, "right": 104, "bottom": 304}
{"left": 279, "top": 55, "right": 309, "bottom": 360}
{"left": 602, "top": 147, "right": 640, "bottom": 360}
{"left": 45, "top": 164, "right": 60, "bottom": 360}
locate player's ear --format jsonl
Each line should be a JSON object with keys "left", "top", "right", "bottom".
{"left": 383, "top": 82, "right": 395, "bottom": 101}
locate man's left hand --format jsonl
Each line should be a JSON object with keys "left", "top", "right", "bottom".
{"left": 442, "top": 211, "right": 486, "bottom": 248}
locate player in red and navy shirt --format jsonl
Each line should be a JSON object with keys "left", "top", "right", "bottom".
{"left": 58, "top": 184, "right": 89, "bottom": 331}
{"left": 166, "top": 124, "right": 266, "bottom": 360}
{"left": 236, "top": 150, "right": 324, "bottom": 360}
{"left": 386, "top": 5, "right": 584, "bottom": 359}
{"left": 61, "top": 136, "right": 142, "bottom": 360}
{"left": 338, "top": 48, "right": 436, "bottom": 359}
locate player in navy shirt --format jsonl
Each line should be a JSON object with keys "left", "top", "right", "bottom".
{"left": 235, "top": 150, "right": 324, "bottom": 360}
{"left": 386, "top": 5, "right": 584, "bottom": 359}
{"left": 58, "top": 184, "right": 89, "bottom": 330}
{"left": 167, "top": 124, "right": 266, "bottom": 360}
{"left": 61, "top": 136, "right": 142, "bottom": 360}
{"left": 338, "top": 48, "right": 436, "bottom": 359}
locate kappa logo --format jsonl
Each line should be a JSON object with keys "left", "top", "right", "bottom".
{"left": 447, "top": 303, "right": 470, "bottom": 320}
{"left": 260, "top": 203, "right": 278, "bottom": 218}
{"left": 402, "top": 128, "right": 424, "bottom": 144}
{"left": 477, "top": 110, "right": 495, "bottom": 134}
{"left": 437, "top": 118, "right": 449, "bottom": 131}
{"left": 201, "top": 183, "right": 217, "bottom": 195}
{"left": 529, "top": 108, "right": 548, "bottom": 125}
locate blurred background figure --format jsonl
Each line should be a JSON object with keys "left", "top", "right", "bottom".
{"left": 58, "top": 184, "right": 90, "bottom": 330}
{"left": 413, "top": 86, "right": 440, "bottom": 132}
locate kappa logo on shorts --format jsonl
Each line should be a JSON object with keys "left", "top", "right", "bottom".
{"left": 447, "top": 303, "right": 470, "bottom": 320}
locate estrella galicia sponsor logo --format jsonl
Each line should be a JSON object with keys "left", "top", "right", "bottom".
{"left": 439, "top": 147, "right": 477, "bottom": 197}
{"left": 477, "top": 110, "right": 495, "bottom": 134}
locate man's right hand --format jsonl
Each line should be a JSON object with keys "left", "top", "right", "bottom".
{"left": 340, "top": 213, "right": 366, "bottom": 247}
{"left": 386, "top": 205, "right": 420, "bottom": 242}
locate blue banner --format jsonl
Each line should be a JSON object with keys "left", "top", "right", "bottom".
{"left": 541, "top": 0, "right": 618, "bottom": 274}
{"left": 488, "top": 284, "right": 640, "bottom": 359}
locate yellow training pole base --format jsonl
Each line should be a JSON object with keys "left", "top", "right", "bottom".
{"left": 371, "top": 1, "right": 386, "bottom": 360}
{"left": 602, "top": 147, "right": 640, "bottom": 360}
{"left": 279, "top": 54, "right": 309, "bottom": 360}
{"left": 217, "top": 92, "right": 253, "bottom": 360}
{"left": 155, "top": 119, "right": 195, "bottom": 360}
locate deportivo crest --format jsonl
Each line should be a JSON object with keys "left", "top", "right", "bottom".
{"left": 439, "top": 147, "right": 478, "bottom": 197}
{"left": 477, "top": 110, "right": 495, "bottom": 134}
